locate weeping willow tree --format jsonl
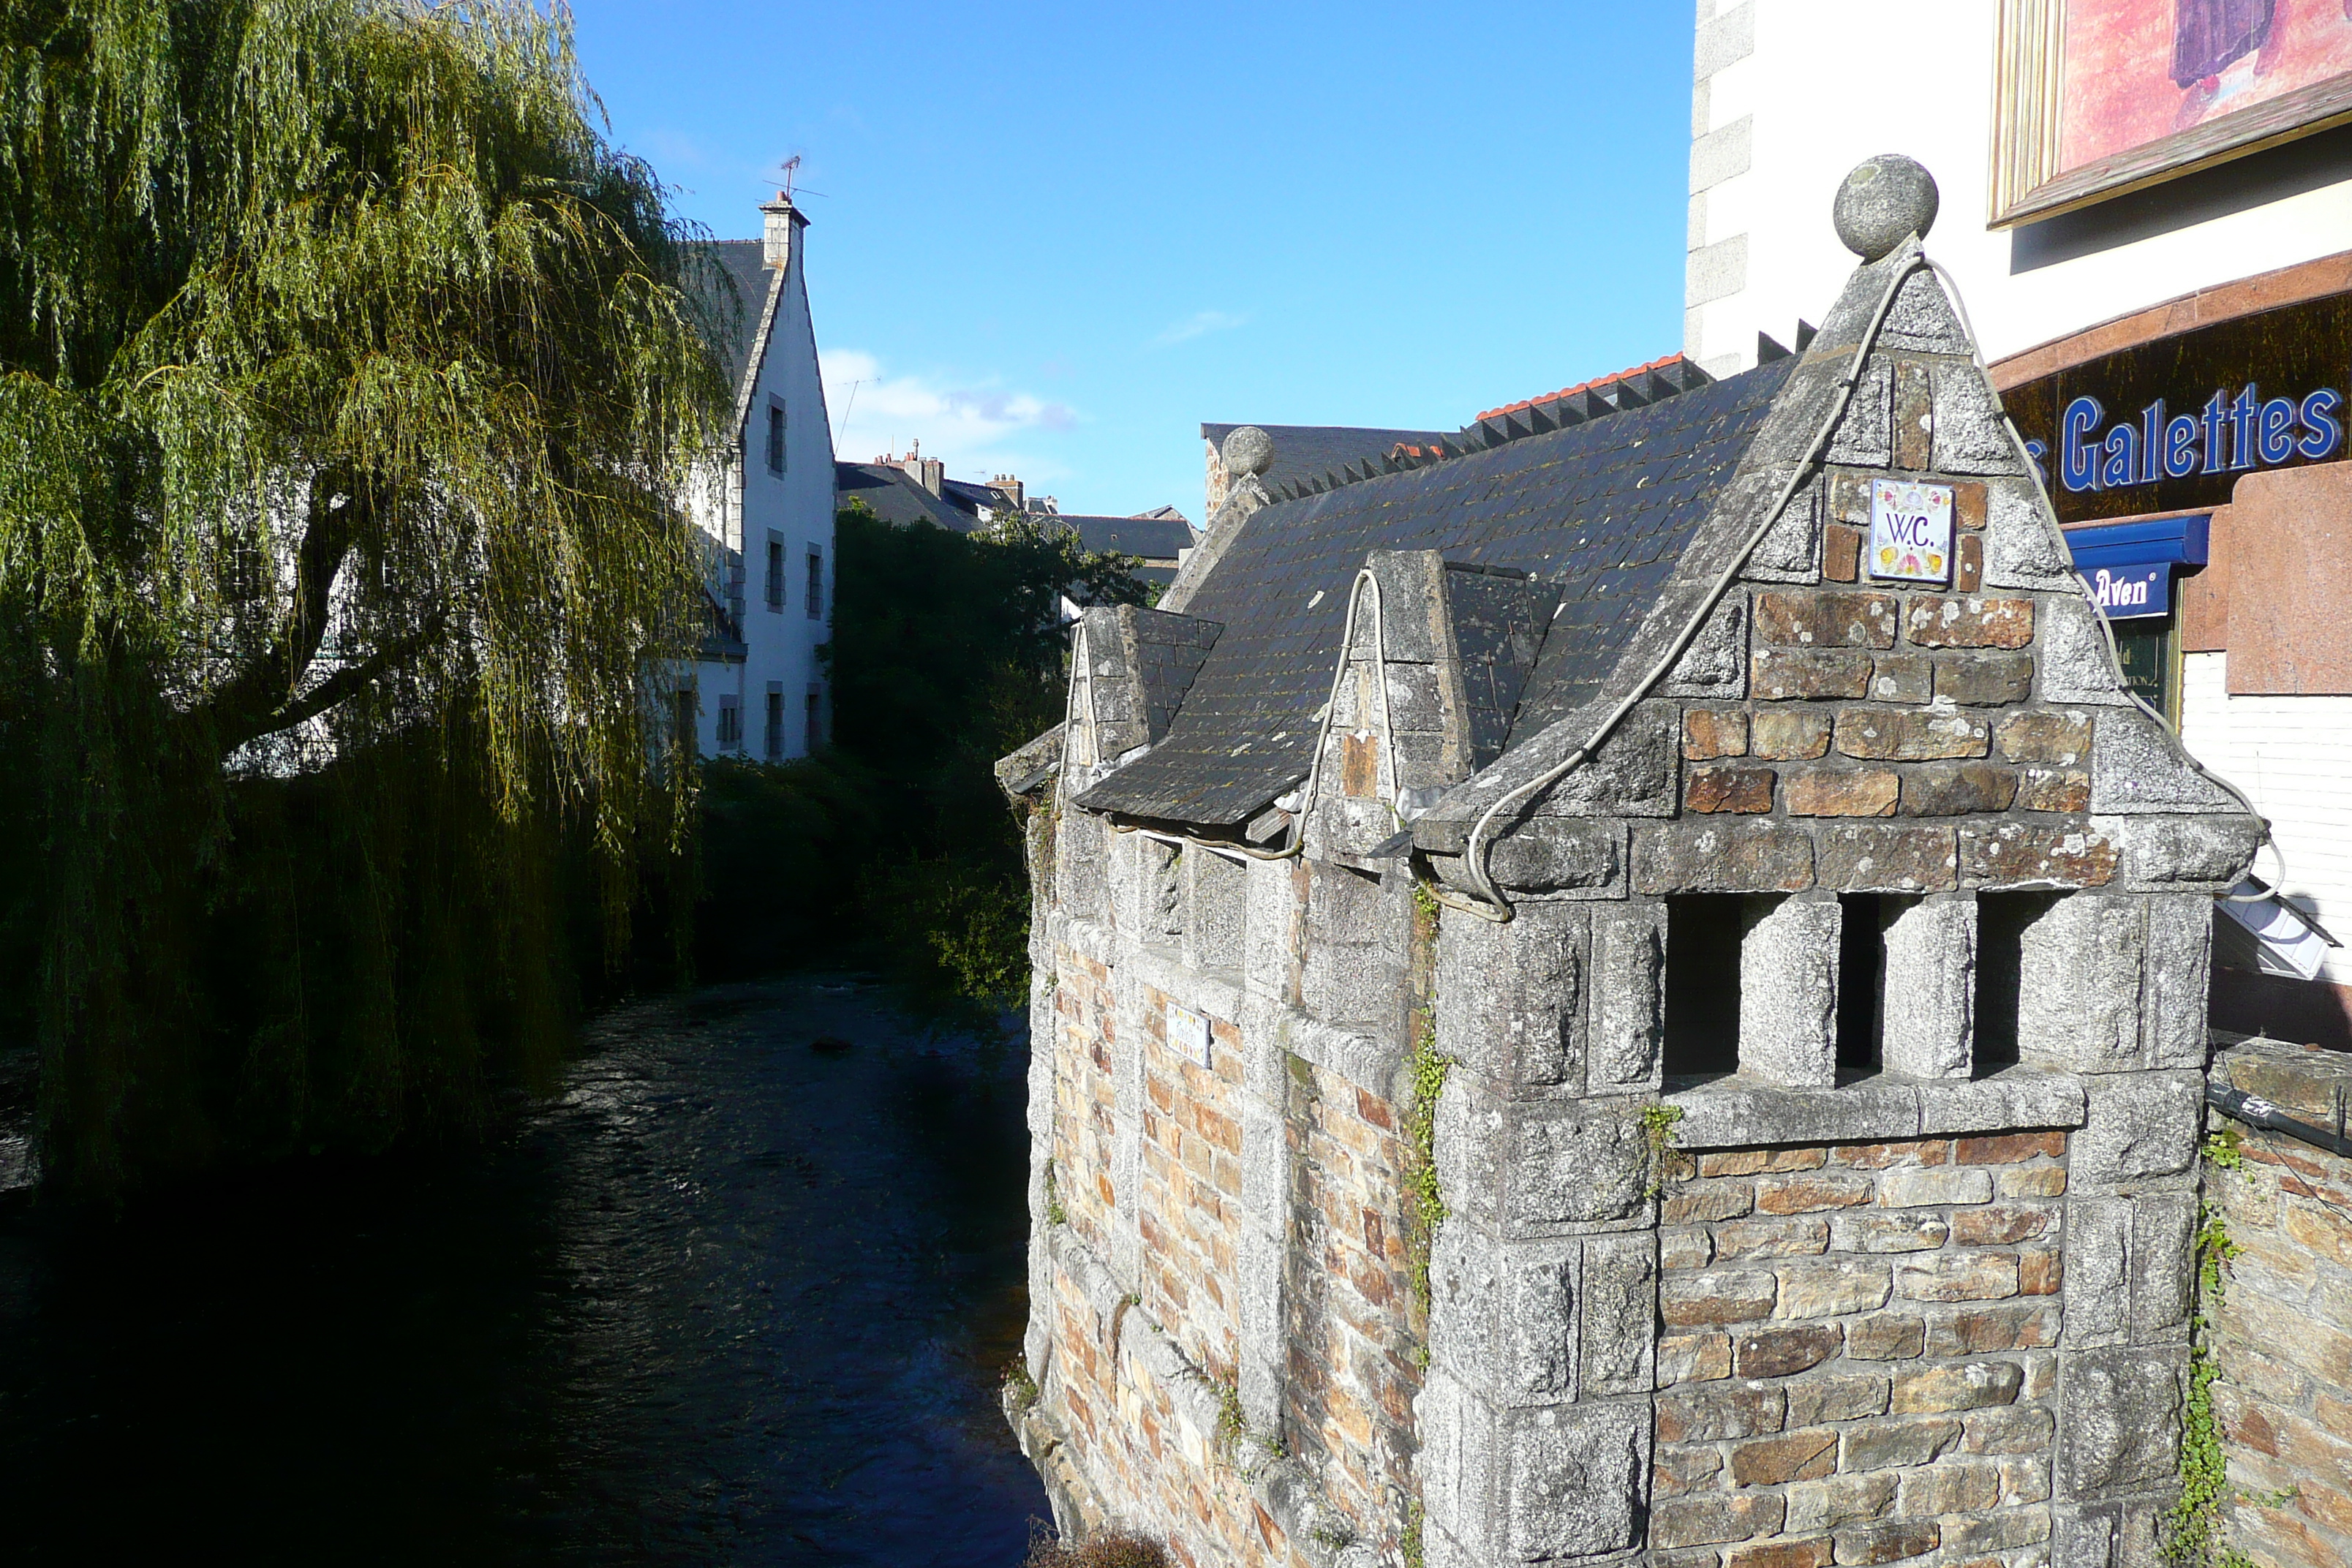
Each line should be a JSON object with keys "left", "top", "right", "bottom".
{"left": 0, "top": 0, "right": 735, "bottom": 1193}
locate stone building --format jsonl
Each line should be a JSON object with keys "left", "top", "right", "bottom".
{"left": 999, "top": 163, "right": 2264, "bottom": 1568}
{"left": 1686, "top": 0, "right": 2352, "bottom": 1049}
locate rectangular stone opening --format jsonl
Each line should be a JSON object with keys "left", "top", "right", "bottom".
{"left": 1836, "top": 892, "right": 1889, "bottom": 1072}
{"left": 1973, "top": 890, "right": 2063, "bottom": 1068}
{"left": 1664, "top": 894, "right": 1745, "bottom": 1078}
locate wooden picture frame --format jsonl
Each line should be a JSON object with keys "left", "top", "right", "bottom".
{"left": 1989, "top": 0, "right": 2352, "bottom": 228}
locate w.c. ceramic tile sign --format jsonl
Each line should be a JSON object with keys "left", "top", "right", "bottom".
{"left": 1869, "top": 478, "right": 1953, "bottom": 584}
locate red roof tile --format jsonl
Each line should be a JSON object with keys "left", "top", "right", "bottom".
{"left": 1474, "top": 353, "right": 1685, "bottom": 423}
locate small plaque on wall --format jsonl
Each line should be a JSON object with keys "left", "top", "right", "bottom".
{"left": 1166, "top": 1001, "right": 1213, "bottom": 1070}
{"left": 1869, "top": 479, "right": 1955, "bottom": 584}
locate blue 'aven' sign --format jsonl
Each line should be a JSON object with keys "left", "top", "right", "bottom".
{"left": 2054, "top": 384, "right": 2342, "bottom": 494}
{"left": 2084, "top": 563, "right": 2170, "bottom": 620}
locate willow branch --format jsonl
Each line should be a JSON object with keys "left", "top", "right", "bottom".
{"left": 228, "top": 608, "right": 450, "bottom": 748}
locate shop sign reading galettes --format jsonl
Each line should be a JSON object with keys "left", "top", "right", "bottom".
{"left": 2004, "top": 290, "right": 2352, "bottom": 526}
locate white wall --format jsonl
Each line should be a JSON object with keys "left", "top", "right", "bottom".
{"left": 1686, "top": 0, "right": 2352, "bottom": 378}
{"left": 2179, "top": 651, "right": 2352, "bottom": 987}
{"left": 688, "top": 216, "right": 836, "bottom": 762}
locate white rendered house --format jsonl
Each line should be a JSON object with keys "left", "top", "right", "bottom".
{"left": 681, "top": 194, "right": 836, "bottom": 762}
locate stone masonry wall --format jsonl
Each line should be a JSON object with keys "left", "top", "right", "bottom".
{"left": 1654, "top": 1133, "right": 2069, "bottom": 1567}
{"left": 2206, "top": 1041, "right": 2352, "bottom": 1568}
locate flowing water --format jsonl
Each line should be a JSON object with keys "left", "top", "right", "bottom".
{"left": 0, "top": 976, "right": 1049, "bottom": 1564}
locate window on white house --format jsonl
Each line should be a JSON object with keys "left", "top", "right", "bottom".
{"left": 805, "top": 546, "right": 823, "bottom": 619}
{"left": 766, "top": 402, "right": 785, "bottom": 475}
{"left": 766, "top": 533, "right": 785, "bottom": 611}
{"left": 673, "top": 686, "right": 698, "bottom": 756}
{"left": 804, "top": 689, "right": 822, "bottom": 753}
{"left": 716, "top": 694, "right": 742, "bottom": 750}
{"left": 766, "top": 685, "right": 785, "bottom": 762}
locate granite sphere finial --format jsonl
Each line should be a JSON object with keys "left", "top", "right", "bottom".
{"left": 1222, "top": 425, "right": 1275, "bottom": 478}
{"left": 1833, "top": 155, "right": 1939, "bottom": 261}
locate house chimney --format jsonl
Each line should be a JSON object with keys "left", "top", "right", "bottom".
{"left": 759, "top": 192, "right": 802, "bottom": 270}
{"left": 894, "top": 440, "right": 943, "bottom": 495}
{"left": 993, "top": 473, "right": 1026, "bottom": 511}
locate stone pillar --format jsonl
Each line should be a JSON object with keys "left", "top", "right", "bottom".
{"left": 1109, "top": 961, "right": 1147, "bottom": 1290}
{"left": 1740, "top": 892, "right": 1841, "bottom": 1087}
{"left": 1183, "top": 847, "right": 1245, "bottom": 973}
{"left": 1107, "top": 829, "right": 1181, "bottom": 946}
{"left": 1418, "top": 901, "right": 1660, "bottom": 1567}
{"left": 2013, "top": 891, "right": 2204, "bottom": 1563}
{"left": 1236, "top": 1021, "right": 1289, "bottom": 1435}
{"left": 1880, "top": 893, "right": 1975, "bottom": 1079}
{"left": 1236, "top": 853, "right": 1305, "bottom": 1438}
{"left": 1590, "top": 903, "right": 1666, "bottom": 1093}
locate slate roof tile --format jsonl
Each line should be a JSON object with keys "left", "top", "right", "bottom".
{"left": 687, "top": 240, "right": 777, "bottom": 410}
{"left": 1082, "top": 359, "right": 1794, "bottom": 825}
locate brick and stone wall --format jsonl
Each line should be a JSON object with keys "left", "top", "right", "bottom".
{"left": 2206, "top": 1040, "right": 2352, "bottom": 1568}
{"left": 1013, "top": 810, "right": 1422, "bottom": 1568}
{"left": 1654, "top": 1134, "right": 2069, "bottom": 1567}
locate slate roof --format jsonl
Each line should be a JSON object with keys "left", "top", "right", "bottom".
{"left": 942, "top": 477, "right": 1019, "bottom": 514}
{"left": 689, "top": 240, "right": 777, "bottom": 407}
{"left": 1063, "top": 513, "right": 1199, "bottom": 561}
{"left": 1202, "top": 423, "right": 1454, "bottom": 498}
{"left": 835, "top": 462, "right": 981, "bottom": 532}
{"left": 1085, "top": 359, "right": 1795, "bottom": 825}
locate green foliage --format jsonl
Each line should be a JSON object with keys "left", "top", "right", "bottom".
{"left": 691, "top": 754, "right": 881, "bottom": 979}
{"left": 2165, "top": 1128, "right": 2288, "bottom": 1568}
{"left": 1643, "top": 1102, "right": 1689, "bottom": 1196}
{"left": 776, "top": 503, "right": 1145, "bottom": 1020}
{"left": 1402, "top": 1012, "right": 1453, "bottom": 1315}
{"left": 1213, "top": 1378, "right": 1246, "bottom": 1456}
{"left": 0, "top": 0, "right": 728, "bottom": 1194}
{"left": 1401, "top": 1499, "right": 1426, "bottom": 1568}
{"left": 1023, "top": 1531, "right": 1168, "bottom": 1568}
{"left": 1044, "top": 1158, "right": 1066, "bottom": 1226}
{"left": 1001, "top": 1355, "right": 1038, "bottom": 1411}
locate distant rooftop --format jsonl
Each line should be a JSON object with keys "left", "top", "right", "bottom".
{"left": 1058, "top": 513, "right": 1198, "bottom": 562}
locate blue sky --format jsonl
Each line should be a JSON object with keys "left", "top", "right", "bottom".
{"left": 570, "top": 2, "right": 1695, "bottom": 519}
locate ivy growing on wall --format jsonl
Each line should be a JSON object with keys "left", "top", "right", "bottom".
{"left": 2164, "top": 1125, "right": 2293, "bottom": 1568}
{"left": 1401, "top": 883, "right": 1452, "bottom": 1322}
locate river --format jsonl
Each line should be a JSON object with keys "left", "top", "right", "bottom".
{"left": 0, "top": 976, "right": 1050, "bottom": 1564}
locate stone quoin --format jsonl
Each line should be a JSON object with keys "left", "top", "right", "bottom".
{"left": 997, "top": 161, "right": 2261, "bottom": 1568}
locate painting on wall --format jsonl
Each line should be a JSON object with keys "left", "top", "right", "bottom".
{"left": 1991, "top": 0, "right": 2352, "bottom": 225}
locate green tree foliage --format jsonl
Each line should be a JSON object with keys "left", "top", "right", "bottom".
{"left": 699, "top": 505, "right": 1147, "bottom": 1022}
{"left": 0, "top": 0, "right": 733, "bottom": 1192}
{"left": 830, "top": 507, "right": 1146, "bottom": 850}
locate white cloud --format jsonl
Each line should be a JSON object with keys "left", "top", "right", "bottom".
{"left": 1153, "top": 309, "right": 1246, "bottom": 347}
{"left": 821, "top": 349, "right": 1077, "bottom": 480}
{"left": 637, "top": 127, "right": 709, "bottom": 175}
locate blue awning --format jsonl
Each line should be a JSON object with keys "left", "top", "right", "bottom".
{"left": 2061, "top": 514, "right": 2209, "bottom": 622}
{"left": 2062, "top": 513, "right": 2210, "bottom": 570}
